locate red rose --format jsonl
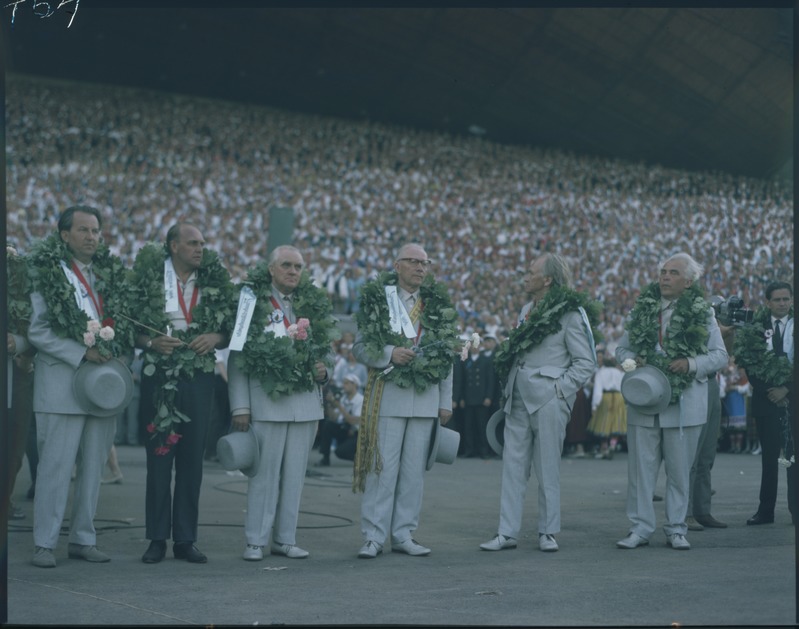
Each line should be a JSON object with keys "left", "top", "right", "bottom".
{"left": 102, "top": 317, "right": 115, "bottom": 328}
{"left": 155, "top": 446, "right": 171, "bottom": 456}
{"left": 146, "top": 423, "right": 156, "bottom": 434}
{"left": 166, "top": 433, "right": 183, "bottom": 445}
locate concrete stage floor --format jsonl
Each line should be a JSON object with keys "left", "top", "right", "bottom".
{"left": 5, "top": 443, "right": 797, "bottom": 626}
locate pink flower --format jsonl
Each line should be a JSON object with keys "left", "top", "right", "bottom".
{"left": 287, "top": 324, "right": 298, "bottom": 337}
{"left": 154, "top": 446, "right": 171, "bottom": 456}
{"left": 295, "top": 328, "right": 308, "bottom": 341}
{"left": 83, "top": 331, "right": 97, "bottom": 347}
{"left": 166, "top": 433, "right": 182, "bottom": 445}
{"left": 99, "top": 326, "right": 115, "bottom": 341}
{"left": 296, "top": 318, "right": 310, "bottom": 330}
{"left": 87, "top": 320, "right": 101, "bottom": 334}
{"left": 146, "top": 423, "right": 157, "bottom": 434}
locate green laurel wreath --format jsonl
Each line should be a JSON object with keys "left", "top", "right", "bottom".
{"left": 625, "top": 282, "right": 710, "bottom": 404}
{"left": 733, "top": 306, "right": 793, "bottom": 388}
{"left": 355, "top": 271, "right": 460, "bottom": 392}
{"left": 7, "top": 246, "right": 32, "bottom": 338}
{"left": 128, "top": 242, "right": 235, "bottom": 451}
{"left": 233, "top": 262, "right": 339, "bottom": 399}
{"left": 27, "top": 233, "right": 134, "bottom": 357}
{"left": 493, "top": 284, "right": 602, "bottom": 383}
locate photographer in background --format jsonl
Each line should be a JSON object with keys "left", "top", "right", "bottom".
{"left": 734, "top": 281, "right": 795, "bottom": 526}
{"left": 316, "top": 374, "right": 363, "bottom": 465}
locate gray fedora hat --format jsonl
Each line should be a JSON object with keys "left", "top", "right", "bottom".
{"left": 486, "top": 409, "right": 505, "bottom": 457}
{"left": 73, "top": 358, "right": 134, "bottom": 417}
{"left": 621, "top": 364, "right": 672, "bottom": 415}
{"left": 217, "top": 429, "right": 260, "bottom": 478}
{"left": 426, "top": 420, "right": 460, "bottom": 471}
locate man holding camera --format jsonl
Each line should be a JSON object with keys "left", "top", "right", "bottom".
{"left": 734, "top": 281, "right": 795, "bottom": 526}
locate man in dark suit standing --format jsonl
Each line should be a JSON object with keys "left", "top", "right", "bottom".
{"left": 736, "top": 281, "right": 795, "bottom": 526}
{"left": 130, "top": 223, "right": 233, "bottom": 564}
{"left": 457, "top": 340, "right": 495, "bottom": 458}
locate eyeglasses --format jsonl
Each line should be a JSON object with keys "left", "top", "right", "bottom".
{"left": 398, "top": 258, "right": 432, "bottom": 267}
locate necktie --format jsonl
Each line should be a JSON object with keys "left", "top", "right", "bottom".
{"left": 773, "top": 319, "right": 783, "bottom": 356}
{"left": 282, "top": 294, "right": 293, "bottom": 323}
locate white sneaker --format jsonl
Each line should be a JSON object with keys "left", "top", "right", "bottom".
{"left": 242, "top": 544, "right": 263, "bottom": 561}
{"left": 538, "top": 534, "right": 558, "bottom": 552}
{"left": 357, "top": 540, "right": 383, "bottom": 559}
{"left": 271, "top": 542, "right": 309, "bottom": 559}
{"left": 392, "top": 538, "right": 431, "bottom": 556}
{"left": 479, "top": 534, "right": 517, "bottom": 551}
{"left": 667, "top": 533, "right": 690, "bottom": 550}
{"left": 616, "top": 532, "right": 649, "bottom": 549}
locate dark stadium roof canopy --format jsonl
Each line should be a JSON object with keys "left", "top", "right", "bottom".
{"left": 2, "top": 5, "right": 793, "bottom": 181}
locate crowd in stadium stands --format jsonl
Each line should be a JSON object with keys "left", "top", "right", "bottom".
{"left": 6, "top": 75, "right": 793, "bottom": 347}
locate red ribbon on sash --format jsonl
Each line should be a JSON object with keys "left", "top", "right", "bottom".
{"left": 71, "top": 262, "right": 104, "bottom": 318}
{"left": 177, "top": 279, "right": 199, "bottom": 325}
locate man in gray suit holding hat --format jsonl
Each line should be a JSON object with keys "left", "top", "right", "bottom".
{"left": 481, "top": 253, "right": 598, "bottom": 554}
{"left": 227, "top": 245, "right": 336, "bottom": 561}
{"left": 615, "top": 252, "right": 727, "bottom": 550}
{"left": 27, "top": 205, "right": 133, "bottom": 568}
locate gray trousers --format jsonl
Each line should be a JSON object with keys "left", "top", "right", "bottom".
{"left": 498, "top": 390, "right": 569, "bottom": 538}
{"left": 33, "top": 412, "right": 116, "bottom": 549}
{"left": 361, "top": 415, "right": 434, "bottom": 546}
{"left": 688, "top": 375, "right": 720, "bottom": 517}
{"left": 626, "top": 419, "right": 702, "bottom": 539}
{"left": 245, "top": 420, "right": 317, "bottom": 547}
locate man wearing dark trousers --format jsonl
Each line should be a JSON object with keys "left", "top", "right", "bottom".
{"left": 457, "top": 341, "right": 495, "bottom": 458}
{"left": 130, "top": 222, "right": 233, "bottom": 563}
{"left": 736, "top": 281, "right": 795, "bottom": 526}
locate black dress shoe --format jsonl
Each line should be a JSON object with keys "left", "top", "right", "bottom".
{"left": 694, "top": 514, "right": 728, "bottom": 528}
{"left": 173, "top": 543, "right": 207, "bottom": 563}
{"left": 746, "top": 512, "right": 774, "bottom": 526}
{"left": 142, "top": 540, "right": 166, "bottom": 564}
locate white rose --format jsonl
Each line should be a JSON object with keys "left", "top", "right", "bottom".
{"left": 99, "top": 326, "right": 115, "bottom": 341}
{"left": 83, "top": 331, "right": 97, "bottom": 347}
{"left": 471, "top": 332, "right": 481, "bottom": 348}
{"left": 87, "top": 320, "right": 101, "bottom": 334}
{"left": 621, "top": 358, "right": 637, "bottom": 373}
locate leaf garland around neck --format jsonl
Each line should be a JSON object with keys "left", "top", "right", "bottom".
{"left": 493, "top": 284, "right": 602, "bottom": 383}
{"left": 27, "top": 232, "right": 134, "bottom": 356}
{"left": 7, "top": 248, "right": 32, "bottom": 337}
{"left": 233, "top": 262, "right": 340, "bottom": 400}
{"left": 129, "top": 241, "right": 235, "bottom": 453}
{"left": 733, "top": 306, "right": 793, "bottom": 388}
{"left": 625, "top": 281, "right": 710, "bottom": 404}
{"left": 355, "top": 271, "right": 460, "bottom": 392}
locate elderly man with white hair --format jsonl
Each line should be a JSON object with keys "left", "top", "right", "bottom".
{"left": 615, "top": 252, "right": 727, "bottom": 550}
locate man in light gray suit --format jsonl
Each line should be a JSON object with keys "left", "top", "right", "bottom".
{"left": 480, "top": 253, "right": 596, "bottom": 553}
{"left": 27, "top": 206, "right": 130, "bottom": 568}
{"left": 228, "top": 245, "right": 331, "bottom": 561}
{"left": 352, "top": 243, "right": 454, "bottom": 559}
{"left": 616, "top": 252, "right": 727, "bottom": 550}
